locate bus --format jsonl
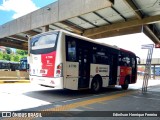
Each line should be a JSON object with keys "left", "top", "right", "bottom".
{"left": 0, "top": 60, "right": 19, "bottom": 71}
{"left": 0, "top": 60, "right": 10, "bottom": 71}
{"left": 19, "top": 57, "right": 29, "bottom": 71}
{"left": 28, "top": 30, "right": 140, "bottom": 92}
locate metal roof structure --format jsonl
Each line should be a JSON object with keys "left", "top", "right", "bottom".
{"left": 0, "top": 0, "right": 160, "bottom": 50}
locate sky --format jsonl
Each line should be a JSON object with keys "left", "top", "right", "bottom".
{"left": 0, "top": 0, "right": 57, "bottom": 25}
{"left": 0, "top": 0, "right": 160, "bottom": 59}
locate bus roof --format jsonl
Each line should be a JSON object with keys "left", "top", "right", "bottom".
{"left": 32, "top": 30, "right": 136, "bottom": 55}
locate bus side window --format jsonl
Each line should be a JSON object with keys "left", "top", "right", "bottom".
{"left": 67, "top": 40, "right": 76, "bottom": 61}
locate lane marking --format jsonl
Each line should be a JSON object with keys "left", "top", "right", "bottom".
{"left": 42, "top": 90, "right": 134, "bottom": 111}
{"left": 97, "top": 101, "right": 108, "bottom": 104}
{"left": 80, "top": 106, "right": 94, "bottom": 110}
{"left": 4, "top": 90, "right": 136, "bottom": 119}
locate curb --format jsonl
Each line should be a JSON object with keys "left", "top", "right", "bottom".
{"left": 0, "top": 80, "right": 30, "bottom": 84}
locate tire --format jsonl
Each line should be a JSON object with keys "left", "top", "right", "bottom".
{"left": 121, "top": 78, "right": 129, "bottom": 90}
{"left": 91, "top": 77, "right": 102, "bottom": 93}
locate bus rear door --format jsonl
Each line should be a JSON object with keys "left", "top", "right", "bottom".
{"left": 78, "top": 47, "right": 90, "bottom": 89}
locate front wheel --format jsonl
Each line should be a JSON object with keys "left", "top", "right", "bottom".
{"left": 91, "top": 77, "right": 102, "bottom": 93}
{"left": 121, "top": 79, "right": 129, "bottom": 90}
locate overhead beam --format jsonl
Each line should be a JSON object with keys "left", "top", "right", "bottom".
{"left": 143, "top": 26, "right": 160, "bottom": 44}
{"left": 123, "top": 0, "right": 159, "bottom": 43}
{"left": 83, "top": 15, "right": 160, "bottom": 37}
{"left": 78, "top": 16, "right": 98, "bottom": 27}
{"left": 109, "top": 0, "right": 114, "bottom": 4}
{"left": 90, "top": 26, "right": 143, "bottom": 39}
{"left": 0, "top": 40, "right": 27, "bottom": 50}
{"left": 23, "top": 30, "right": 40, "bottom": 36}
{"left": 52, "top": 24, "right": 70, "bottom": 32}
{"left": 93, "top": 11, "right": 112, "bottom": 24}
{"left": 61, "top": 21, "right": 83, "bottom": 34}
{"left": 111, "top": 6, "right": 126, "bottom": 21}
{"left": 123, "top": 0, "right": 142, "bottom": 19}
{"left": 22, "top": 42, "right": 28, "bottom": 47}
{"left": 9, "top": 35, "right": 28, "bottom": 41}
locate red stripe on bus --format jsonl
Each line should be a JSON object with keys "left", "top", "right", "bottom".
{"left": 41, "top": 51, "right": 56, "bottom": 77}
{"left": 119, "top": 66, "right": 132, "bottom": 85}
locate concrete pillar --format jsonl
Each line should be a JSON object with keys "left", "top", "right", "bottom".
{"left": 42, "top": 25, "right": 49, "bottom": 32}
{"left": 153, "top": 65, "right": 155, "bottom": 79}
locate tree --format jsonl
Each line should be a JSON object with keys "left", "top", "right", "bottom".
{"left": 16, "top": 49, "right": 27, "bottom": 55}
{"left": 3, "top": 53, "right": 11, "bottom": 61}
{"left": 0, "top": 51, "right": 3, "bottom": 59}
{"left": 5, "top": 48, "right": 12, "bottom": 54}
{"left": 13, "top": 55, "right": 20, "bottom": 62}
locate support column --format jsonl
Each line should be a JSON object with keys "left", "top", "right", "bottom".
{"left": 153, "top": 65, "right": 155, "bottom": 79}
{"left": 42, "top": 25, "right": 49, "bottom": 32}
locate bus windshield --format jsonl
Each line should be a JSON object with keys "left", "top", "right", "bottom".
{"left": 31, "top": 32, "right": 58, "bottom": 50}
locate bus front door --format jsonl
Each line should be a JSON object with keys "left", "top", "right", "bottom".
{"left": 78, "top": 48, "right": 90, "bottom": 88}
{"left": 110, "top": 54, "right": 118, "bottom": 85}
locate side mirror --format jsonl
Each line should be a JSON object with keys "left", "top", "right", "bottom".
{"left": 136, "top": 56, "right": 141, "bottom": 64}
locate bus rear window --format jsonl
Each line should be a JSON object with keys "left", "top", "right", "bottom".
{"left": 31, "top": 33, "right": 58, "bottom": 50}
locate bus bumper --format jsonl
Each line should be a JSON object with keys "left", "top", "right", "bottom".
{"left": 29, "top": 76, "right": 64, "bottom": 89}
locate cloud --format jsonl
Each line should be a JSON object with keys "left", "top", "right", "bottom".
{"left": 0, "top": 0, "right": 38, "bottom": 19}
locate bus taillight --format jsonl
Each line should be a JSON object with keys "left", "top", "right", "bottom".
{"left": 56, "top": 63, "right": 63, "bottom": 77}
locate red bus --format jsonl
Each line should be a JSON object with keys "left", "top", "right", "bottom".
{"left": 28, "top": 30, "right": 140, "bottom": 93}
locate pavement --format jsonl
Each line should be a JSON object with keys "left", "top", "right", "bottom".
{"left": 0, "top": 79, "right": 160, "bottom": 120}
{"left": 0, "top": 81, "right": 159, "bottom": 120}
{"left": 25, "top": 85, "right": 160, "bottom": 120}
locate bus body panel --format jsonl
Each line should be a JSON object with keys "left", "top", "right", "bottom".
{"left": 29, "top": 51, "right": 56, "bottom": 77}
{"left": 41, "top": 51, "right": 56, "bottom": 77}
{"left": 65, "top": 78, "right": 78, "bottom": 90}
{"left": 29, "top": 54, "right": 41, "bottom": 76}
{"left": 89, "top": 64, "right": 110, "bottom": 88}
{"left": 66, "top": 62, "right": 79, "bottom": 77}
{"left": 30, "top": 76, "right": 63, "bottom": 89}
{"left": 65, "top": 62, "right": 79, "bottom": 90}
{"left": 119, "top": 66, "right": 132, "bottom": 85}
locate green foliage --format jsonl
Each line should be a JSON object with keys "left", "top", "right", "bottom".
{"left": 10, "top": 55, "right": 20, "bottom": 62}
{"left": 16, "top": 49, "right": 28, "bottom": 56}
{"left": 0, "top": 52, "right": 3, "bottom": 60}
{"left": 14, "top": 55, "right": 20, "bottom": 62}
{"left": 5, "top": 48, "right": 12, "bottom": 54}
{"left": 0, "top": 48, "right": 28, "bottom": 62}
{"left": 3, "top": 53, "right": 11, "bottom": 61}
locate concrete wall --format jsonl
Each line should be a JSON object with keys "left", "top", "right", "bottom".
{"left": 0, "top": 0, "right": 112, "bottom": 38}
{"left": 0, "top": 71, "right": 29, "bottom": 80}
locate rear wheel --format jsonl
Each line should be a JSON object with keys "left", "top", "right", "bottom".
{"left": 91, "top": 77, "right": 102, "bottom": 93}
{"left": 121, "top": 79, "right": 129, "bottom": 90}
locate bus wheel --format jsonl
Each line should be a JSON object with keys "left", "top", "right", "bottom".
{"left": 121, "top": 79, "right": 129, "bottom": 90}
{"left": 91, "top": 77, "right": 102, "bottom": 93}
